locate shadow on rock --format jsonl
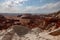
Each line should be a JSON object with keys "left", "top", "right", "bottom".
{"left": 13, "top": 25, "right": 31, "bottom": 37}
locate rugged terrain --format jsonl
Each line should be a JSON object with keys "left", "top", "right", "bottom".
{"left": 0, "top": 11, "right": 60, "bottom": 40}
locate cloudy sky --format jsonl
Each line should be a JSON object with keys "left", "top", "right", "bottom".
{"left": 0, "top": 0, "right": 60, "bottom": 13}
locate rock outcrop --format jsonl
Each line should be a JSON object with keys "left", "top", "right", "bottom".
{"left": 0, "top": 11, "right": 60, "bottom": 36}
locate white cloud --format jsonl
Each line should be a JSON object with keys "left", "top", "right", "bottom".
{"left": 0, "top": 1, "right": 60, "bottom": 13}
{"left": 22, "top": 2, "right": 60, "bottom": 13}
{"left": 0, "top": 0, "right": 28, "bottom": 13}
{"left": 23, "top": 6, "right": 39, "bottom": 11}
{"left": 1, "top": 0, "right": 28, "bottom": 8}
{"left": 40, "top": 2, "right": 60, "bottom": 9}
{"left": 0, "top": 6, "right": 20, "bottom": 13}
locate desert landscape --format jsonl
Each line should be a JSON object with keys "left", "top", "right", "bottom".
{"left": 0, "top": 0, "right": 60, "bottom": 40}
{"left": 0, "top": 11, "right": 60, "bottom": 40}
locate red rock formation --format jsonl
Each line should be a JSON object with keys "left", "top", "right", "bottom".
{"left": 0, "top": 11, "right": 60, "bottom": 31}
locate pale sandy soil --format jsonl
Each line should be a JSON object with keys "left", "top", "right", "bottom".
{"left": 0, "top": 27, "right": 60, "bottom": 40}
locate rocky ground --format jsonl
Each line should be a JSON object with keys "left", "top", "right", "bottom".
{"left": 0, "top": 26, "right": 60, "bottom": 40}
{"left": 0, "top": 11, "right": 60, "bottom": 40}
